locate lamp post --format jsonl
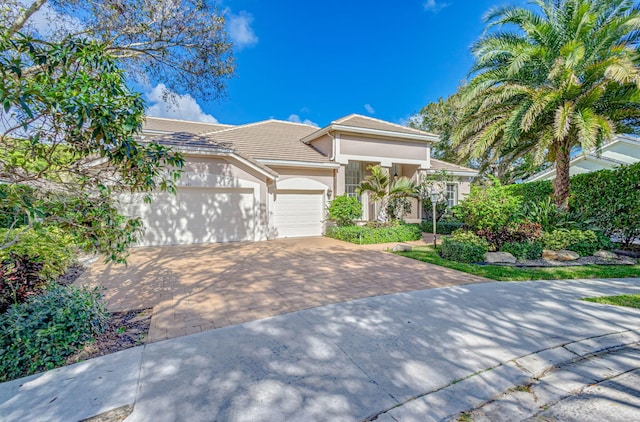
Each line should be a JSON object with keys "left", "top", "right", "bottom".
{"left": 430, "top": 188, "right": 439, "bottom": 249}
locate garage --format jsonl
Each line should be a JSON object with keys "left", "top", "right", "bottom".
{"left": 271, "top": 190, "right": 325, "bottom": 238}
{"left": 124, "top": 187, "right": 257, "bottom": 246}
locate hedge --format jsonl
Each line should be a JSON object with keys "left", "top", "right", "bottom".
{"left": 325, "top": 223, "right": 422, "bottom": 244}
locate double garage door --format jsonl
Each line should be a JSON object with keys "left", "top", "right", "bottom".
{"left": 124, "top": 187, "right": 324, "bottom": 246}
{"left": 125, "top": 187, "right": 257, "bottom": 246}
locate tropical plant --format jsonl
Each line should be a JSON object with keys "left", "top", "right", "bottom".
{"left": 453, "top": 0, "right": 640, "bottom": 210}
{"left": 453, "top": 178, "right": 523, "bottom": 231}
{"left": 327, "top": 194, "right": 362, "bottom": 226}
{"left": 356, "top": 165, "right": 416, "bottom": 222}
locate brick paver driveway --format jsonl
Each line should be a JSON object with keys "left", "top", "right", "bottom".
{"left": 77, "top": 237, "right": 488, "bottom": 342}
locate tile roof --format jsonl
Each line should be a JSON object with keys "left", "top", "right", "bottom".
{"left": 146, "top": 132, "right": 278, "bottom": 178}
{"left": 203, "top": 120, "right": 330, "bottom": 163}
{"left": 332, "top": 114, "right": 436, "bottom": 137}
{"left": 429, "top": 159, "right": 478, "bottom": 174}
{"left": 143, "top": 117, "right": 233, "bottom": 134}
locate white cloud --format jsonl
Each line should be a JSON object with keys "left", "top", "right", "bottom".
{"left": 287, "top": 114, "right": 319, "bottom": 127}
{"left": 145, "top": 84, "right": 218, "bottom": 123}
{"left": 364, "top": 104, "right": 375, "bottom": 114}
{"left": 423, "top": 0, "right": 450, "bottom": 12}
{"left": 227, "top": 11, "right": 258, "bottom": 50}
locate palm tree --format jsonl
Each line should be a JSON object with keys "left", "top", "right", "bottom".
{"left": 356, "top": 165, "right": 416, "bottom": 222}
{"left": 453, "top": 0, "right": 640, "bottom": 210}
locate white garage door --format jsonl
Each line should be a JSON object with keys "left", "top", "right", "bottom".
{"left": 123, "top": 187, "right": 256, "bottom": 246}
{"left": 272, "top": 190, "right": 324, "bottom": 238}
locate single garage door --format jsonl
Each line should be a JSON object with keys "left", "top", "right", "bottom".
{"left": 123, "top": 187, "right": 256, "bottom": 246}
{"left": 272, "top": 190, "right": 324, "bottom": 238}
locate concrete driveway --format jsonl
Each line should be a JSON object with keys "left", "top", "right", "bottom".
{"left": 77, "top": 237, "right": 487, "bottom": 342}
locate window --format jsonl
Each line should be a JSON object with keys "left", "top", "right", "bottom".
{"left": 345, "top": 161, "right": 362, "bottom": 198}
{"left": 445, "top": 183, "right": 458, "bottom": 208}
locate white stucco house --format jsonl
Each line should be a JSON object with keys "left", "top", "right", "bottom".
{"left": 526, "top": 135, "right": 640, "bottom": 182}
{"left": 125, "top": 114, "right": 477, "bottom": 246}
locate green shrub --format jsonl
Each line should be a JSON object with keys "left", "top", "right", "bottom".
{"left": 0, "top": 226, "right": 77, "bottom": 280}
{"left": 439, "top": 237, "right": 487, "bottom": 263}
{"left": 454, "top": 178, "right": 523, "bottom": 231}
{"left": 570, "top": 162, "right": 640, "bottom": 247}
{"left": 0, "top": 285, "right": 108, "bottom": 381}
{"left": 541, "top": 229, "right": 603, "bottom": 256}
{"left": 450, "top": 229, "right": 491, "bottom": 249}
{"left": 500, "top": 241, "right": 544, "bottom": 260}
{"left": 504, "top": 180, "right": 553, "bottom": 204}
{"left": 325, "top": 222, "right": 422, "bottom": 244}
{"left": 327, "top": 195, "right": 362, "bottom": 226}
{"left": 419, "top": 220, "right": 464, "bottom": 234}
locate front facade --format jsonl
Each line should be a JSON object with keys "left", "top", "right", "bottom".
{"left": 125, "top": 114, "right": 477, "bottom": 246}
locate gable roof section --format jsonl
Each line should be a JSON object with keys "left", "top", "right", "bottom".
{"left": 203, "top": 120, "right": 331, "bottom": 163}
{"left": 301, "top": 114, "right": 439, "bottom": 144}
{"left": 143, "top": 116, "right": 233, "bottom": 134}
{"left": 148, "top": 132, "right": 278, "bottom": 179}
{"left": 427, "top": 159, "right": 479, "bottom": 177}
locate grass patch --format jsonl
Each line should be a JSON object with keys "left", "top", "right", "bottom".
{"left": 582, "top": 294, "right": 640, "bottom": 309}
{"left": 396, "top": 246, "right": 640, "bottom": 282}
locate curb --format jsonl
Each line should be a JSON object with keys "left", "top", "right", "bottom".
{"left": 367, "top": 329, "right": 640, "bottom": 422}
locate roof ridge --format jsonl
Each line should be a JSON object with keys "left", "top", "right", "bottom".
{"left": 144, "top": 116, "right": 232, "bottom": 126}
{"left": 332, "top": 113, "right": 435, "bottom": 135}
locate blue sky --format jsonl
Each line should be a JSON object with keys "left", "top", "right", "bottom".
{"left": 147, "top": 0, "right": 529, "bottom": 127}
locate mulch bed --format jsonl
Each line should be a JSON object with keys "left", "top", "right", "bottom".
{"left": 66, "top": 308, "right": 152, "bottom": 364}
{"left": 488, "top": 255, "right": 638, "bottom": 267}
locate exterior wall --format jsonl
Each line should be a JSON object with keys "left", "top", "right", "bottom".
{"left": 338, "top": 134, "right": 429, "bottom": 165}
{"left": 458, "top": 178, "right": 472, "bottom": 199}
{"left": 268, "top": 166, "right": 334, "bottom": 190}
{"left": 178, "top": 155, "right": 270, "bottom": 239}
{"left": 336, "top": 165, "right": 346, "bottom": 196}
{"left": 309, "top": 134, "right": 333, "bottom": 157}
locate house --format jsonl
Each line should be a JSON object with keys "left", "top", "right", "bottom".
{"left": 124, "top": 114, "right": 477, "bottom": 246}
{"left": 526, "top": 135, "right": 640, "bottom": 182}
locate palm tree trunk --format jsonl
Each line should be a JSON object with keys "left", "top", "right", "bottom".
{"left": 553, "top": 143, "right": 571, "bottom": 211}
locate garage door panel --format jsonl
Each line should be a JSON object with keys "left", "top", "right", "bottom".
{"left": 272, "top": 190, "right": 324, "bottom": 238}
{"left": 122, "top": 187, "right": 256, "bottom": 246}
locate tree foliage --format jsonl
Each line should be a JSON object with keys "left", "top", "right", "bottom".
{"left": 0, "top": 32, "right": 184, "bottom": 261}
{"left": 453, "top": 0, "right": 640, "bottom": 209}
{"left": 3, "top": 0, "right": 234, "bottom": 101}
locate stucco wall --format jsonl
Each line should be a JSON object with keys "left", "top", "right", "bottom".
{"left": 269, "top": 166, "right": 334, "bottom": 190}
{"left": 339, "top": 134, "right": 429, "bottom": 162}
{"left": 309, "top": 134, "right": 333, "bottom": 157}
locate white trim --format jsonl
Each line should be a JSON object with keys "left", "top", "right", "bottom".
{"left": 301, "top": 125, "right": 437, "bottom": 144}
{"left": 425, "top": 169, "right": 478, "bottom": 177}
{"left": 336, "top": 153, "right": 429, "bottom": 168}
{"left": 257, "top": 159, "right": 340, "bottom": 169}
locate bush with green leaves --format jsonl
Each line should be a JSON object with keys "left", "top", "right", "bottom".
{"left": 453, "top": 178, "right": 523, "bottom": 231}
{"left": 570, "top": 162, "right": 640, "bottom": 247}
{"left": 327, "top": 195, "right": 362, "bottom": 226}
{"left": 439, "top": 237, "right": 488, "bottom": 263}
{"left": 0, "top": 285, "right": 108, "bottom": 381}
{"left": 419, "top": 220, "right": 464, "bottom": 234}
{"left": 500, "top": 241, "right": 544, "bottom": 260}
{"left": 325, "top": 222, "right": 421, "bottom": 244}
{"left": 0, "top": 226, "right": 77, "bottom": 281}
{"left": 450, "top": 229, "right": 490, "bottom": 249}
{"left": 541, "top": 229, "right": 607, "bottom": 256}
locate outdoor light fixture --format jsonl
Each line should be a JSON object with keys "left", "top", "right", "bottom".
{"left": 393, "top": 172, "right": 399, "bottom": 180}
{"left": 327, "top": 188, "right": 333, "bottom": 199}
{"left": 430, "top": 188, "right": 439, "bottom": 249}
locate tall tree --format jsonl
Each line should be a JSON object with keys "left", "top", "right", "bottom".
{"left": 453, "top": 0, "right": 640, "bottom": 209}
{"left": 2, "top": 0, "right": 234, "bottom": 101}
{"left": 0, "top": 32, "right": 183, "bottom": 262}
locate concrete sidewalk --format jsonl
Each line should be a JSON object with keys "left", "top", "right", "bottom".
{"left": 1, "top": 278, "right": 640, "bottom": 421}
